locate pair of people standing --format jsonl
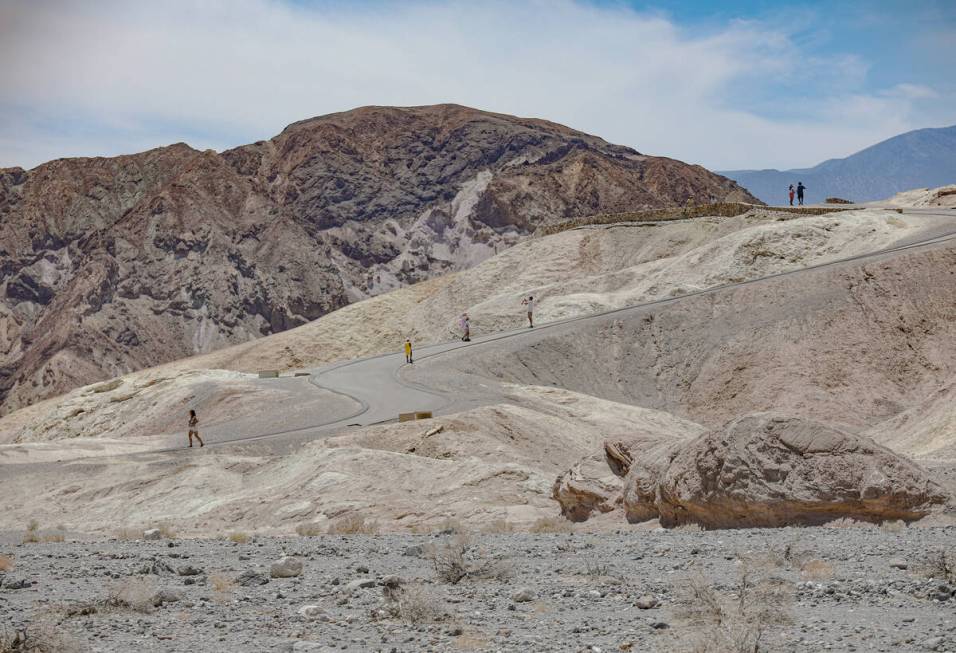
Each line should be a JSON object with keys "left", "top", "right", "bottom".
{"left": 788, "top": 182, "right": 806, "bottom": 206}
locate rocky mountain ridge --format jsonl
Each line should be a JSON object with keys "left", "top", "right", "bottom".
{"left": 0, "top": 104, "right": 756, "bottom": 414}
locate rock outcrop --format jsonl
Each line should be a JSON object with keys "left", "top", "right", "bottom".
{"left": 622, "top": 414, "right": 952, "bottom": 528}
{"left": 0, "top": 104, "right": 757, "bottom": 414}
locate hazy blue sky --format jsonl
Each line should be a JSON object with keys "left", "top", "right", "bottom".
{"left": 1, "top": 0, "right": 954, "bottom": 170}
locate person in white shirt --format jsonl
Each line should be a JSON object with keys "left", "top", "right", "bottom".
{"left": 521, "top": 296, "right": 535, "bottom": 328}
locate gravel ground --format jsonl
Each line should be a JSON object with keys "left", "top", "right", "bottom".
{"left": 2, "top": 527, "right": 955, "bottom": 652}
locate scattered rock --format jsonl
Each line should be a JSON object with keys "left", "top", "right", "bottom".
{"left": 139, "top": 558, "right": 175, "bottom": 575}
{"left": 297, "top": 605, "right": 328, "bottom": 621}
{"left": 1, "top": 578, "right": 30, "bottom": 590}
{"left": 270, "top": 557, "right": 304, "bottom": 578}
{"left": 176, "top": 565, "right": 203, "bottom": 577}
{"left": 635, "top": 595, "right": 659, "bottom": 609}
{"left": 345, "top": 578, "right": 376, "bottom": 593}
{"left": 143, "top": 529, "right": 162, "bottom": 541}
{"left": 151, "top": 589, "right": 182, "bottom": 607}
{"left": 889, "top": 558, "right": 908, "bottom": 570}
{"left": 237, "top": 570, "right": 270, "bottom": 586}
{"left": 402, "top": 545, "right": 424, "bottom": 557}
{"left": 511, "top": 587, "right": 535, "bottom": 603}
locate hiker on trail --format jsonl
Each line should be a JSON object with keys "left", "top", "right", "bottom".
{"left": 460, "top": 313, "right": 471, "bottom": 342}
{"left": 404, "top": 338, "right": 413, "bottom": 364}
{"left": 187, "top": 409, "right": 204, "bottom": 448}
{"left": 788, "top": 184, "right": 795, "bottom": 206}
{"left": 522, "top": 296, "right": 535, "bottom": 328}
{"left": 797, "top": 182, "right": 806, "bottom": 206}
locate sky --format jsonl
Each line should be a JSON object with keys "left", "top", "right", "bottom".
{"left": 1, "top": 0, "right": 954, "bottom": 171}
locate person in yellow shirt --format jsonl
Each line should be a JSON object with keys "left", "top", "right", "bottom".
{"left": 404, "top": 338, "right": 413, "bottom": 364}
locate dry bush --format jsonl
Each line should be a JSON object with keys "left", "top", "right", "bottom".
{"left": 386, "top": 584, "right": 444, "bottom": 624}
{"left": 156, "top": 523, "right": 177, "bottom": 539}
{"left": 40, "top": 532, "right": 65, "bottom": 543}
{"left": 327, "top": 514, "right": 379, "bottom": 535}
{"left": 0, "top": 555, "right": 13, "bottom": 572}
{"left": 880, "top": 520, "right": 906, "bottom": 533}
{"left": 823, "top": 517, "right": 876, "bottom": 530}
{"left": 209, "top": 573, "right": 236, "bottom": 604}
{"left": 22, "top": 520, "right": 40, "bottom": 544}
{"left": 583, "top": 559, "right": 611, "bottom": 577}
{"left": 428, "top": 534, "right": 470, "bottom": 584}
{"left": 295, "top": 522, "right": 324, "bottom": 537}
{"left": 113, "top": 528, "right": 141, "bottom": 541}
{"left": 227, "top": 532, "right": 250, "bottom": 544}
{"left": 919, "top": 549, "right": 956, "bottom": 583}
{"left": 0, "top": 620, "right": 86, "bottom": 653}
{"left": 672, "top": 523, "right": 704, "bottom": 533}
{"left": 528, "top": 516, "right": 573, "bottom": 534}
{"left": 425, "top": 534, "right": 513, "bottom": 584}
{"left": 799, "top": 559, "right": 834, "bottom": 581}
{"left": 481, "top": 519, "right": 516, "bottom": 534}
{"left": 670, "top": 559, "right": 793, "bottom": 653}
{"left": 101, "top": 577, "right": 157, "bottom": 614}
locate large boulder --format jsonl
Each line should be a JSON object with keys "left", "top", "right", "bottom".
{"left": 623, "top": 414, "right": 952, "bottom": 528}
{"left": 552, "top": 452, "right": 623, "bottom": 521}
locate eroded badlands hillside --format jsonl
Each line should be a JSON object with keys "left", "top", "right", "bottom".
{"left": 0, "top": 104, "right": 756, "bottom": 415}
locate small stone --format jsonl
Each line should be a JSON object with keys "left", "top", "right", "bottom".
{"left": 1, "top": 578, "right": 30, "bottom": 590}
{"left": 402, "top": 545, "right": 424, "bottom": 557}
{"left": 237, "top": 570, "right": 270, "bottom": 586}
{"left": 651, "top": 622, "right": 670, "bottom": 630}
{"left": 921, "top": 636, "right": 943, "bottom": 651}
{"left": 271, "top": 557, "right": 304, "bottom": 578}
{"left": 888, "top": 558, "right": 908, "bottom": 570}
{"left": 635, "top": 595, "right": 659, "bottom": 609}
{"left": 143, "top": 529, "right": 162, "bottom": 541}
{"left": 346, "top": 578, "right": 376, "bottom": 592}
{"left": 151, "top": 589, "right": 182, "bottom": 606}
{"left": 177, "top": 565, "right": 203, "bottom": 576}
{"left": 446, "top": 626, "right": 463, "bottom": 636}
{"left": 297, "top": 605, "right": 327, "bottom": 621}
{"left": 587, "top": 590, "right": 603, "bottom": 599}
{"left": 380, "top": 575, "right": 404, "bottom": 588}
{"left": 355, "top": 565, "right": 369, "bottom": 574}
{"left": 511, "top": 588, "right": 535, "bottom": 603}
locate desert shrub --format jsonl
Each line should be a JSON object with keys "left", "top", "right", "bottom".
{"left": 673, "top": 523, "right": 704, "bottom": 533}
{"left": 22, "top": 520, "right": 40, "bottom": 544}
{"left": 799, "top": 559, "right": 834, "bottom": 581}
{"left": 583, "top": 558, "right": 611, "bottom": 577}
{"left": 327, "top": 514, "right": 379, "bottom": 535}
{"left": 113, "top": 528, "right": 141, "bottom": 541}
{"left": 481, "top": 519, "right": 516, "bottom": 534}
{"left": 823, "top": 518, "right": 876, "bottom": 530}
{"left": 156, "top": 523, "right": 177, "bottom": 539}
{"left": 528, "top": 516, "right": 573, "bottom": 534}
{"left": 880, "top": 520, "right": 906, "bottom": 533}
{"left": 227, "top": 532, "right": 250, "bottom": 544}
{"left": 386, "top": 584, "right": 444, "bottom": 624}
{"left": 670, "top": 559, "right": 793, "bottom": 653}
{"left": 0, "top": 620, "right": 85, "bottom": 653}
{"left": 0, "top": 555, "right": 13, "bottom": 572}
{"left": 428, "top": 534, "right": 470, "bottom": 584}
{"left": 101, "top": 577, "right": 157, "bottom": 614}
{"left": 295, "top": 522, "right": 324, "bottom": 537}
{"left": 919, "top": 549, "right": 956, "bottom": 583}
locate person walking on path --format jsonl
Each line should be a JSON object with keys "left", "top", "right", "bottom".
{"left": 404, "top": 338, "right": 413, "bottom": 364}
{"left": 788, "top": 184, "right": 795, "bottom": 206}
{"left": 459, "top": 313, "right": 471, "bottom": 342}
{"left": 522, "top": 296, "right": 535, "bottom": 328}
{"left": 187, "top": 409, "right": 204, "bottom": 448}
{"left": 797, "top": 182, "right": 806, "bottom": 206}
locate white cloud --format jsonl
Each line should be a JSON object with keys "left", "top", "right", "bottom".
{"left": 0, "top": 0, "right": 952, "bottom": 171}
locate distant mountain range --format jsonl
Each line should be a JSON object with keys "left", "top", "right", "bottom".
{"left": 720, "top": 125, "right": 956, "bottom": 204}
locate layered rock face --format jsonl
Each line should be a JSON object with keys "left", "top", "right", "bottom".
{"left": 621, "top": 415, "right": 952, "bottom": 528}
{"left": 0, "top": 104, "right": 756, "bottom": 414}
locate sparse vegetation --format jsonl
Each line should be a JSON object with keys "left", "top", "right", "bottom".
{"left": 0, "top": 555, "right": 13, "bottom": 572}
{"left": 880, "top": 519, "right": 906, "bottom": 533}
{"left": 426, "top": 534, "right": 514, "bottom": 584}
{"left": 156, "top": 523, "right": 177, "bottom": 539}
{"left": 326, "top": 514, "right": 379, "bottom": 535}
{"left": 99, "top": 577, "right": 157, "bottom": 614}
{"left": 920, "top": 549, "right": 956, "bottom": 583}
{"left": 22, "top": 520, "right": 40, "bottom": 544}
{"left": 670, "top": 557, "right": 793, "bottom": 653}
{"left": 295, "top": 522, "right": 325, "bottom": 537}
{"left": 673, "top": 523, "right": 704, "bottom": 533}
{"left": 799, "top": 559, "right": 834, "bottom": 581}
{"left": 528, "top": 516, "right": 573, "bottom": 534}
{"left": 227, "top": 532, "right": 250, "bottom": 544}
{"left": 385, "top": 584, "right": 445, "bottom": 624}
{"left": 583, "top": 558, "right": 611, "bottom": 577}
{"left": 0, "top": 620, "right": 84, "bottom": 653}
{"left": 823, "top": 517, "right": 877, "bottom": 530}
